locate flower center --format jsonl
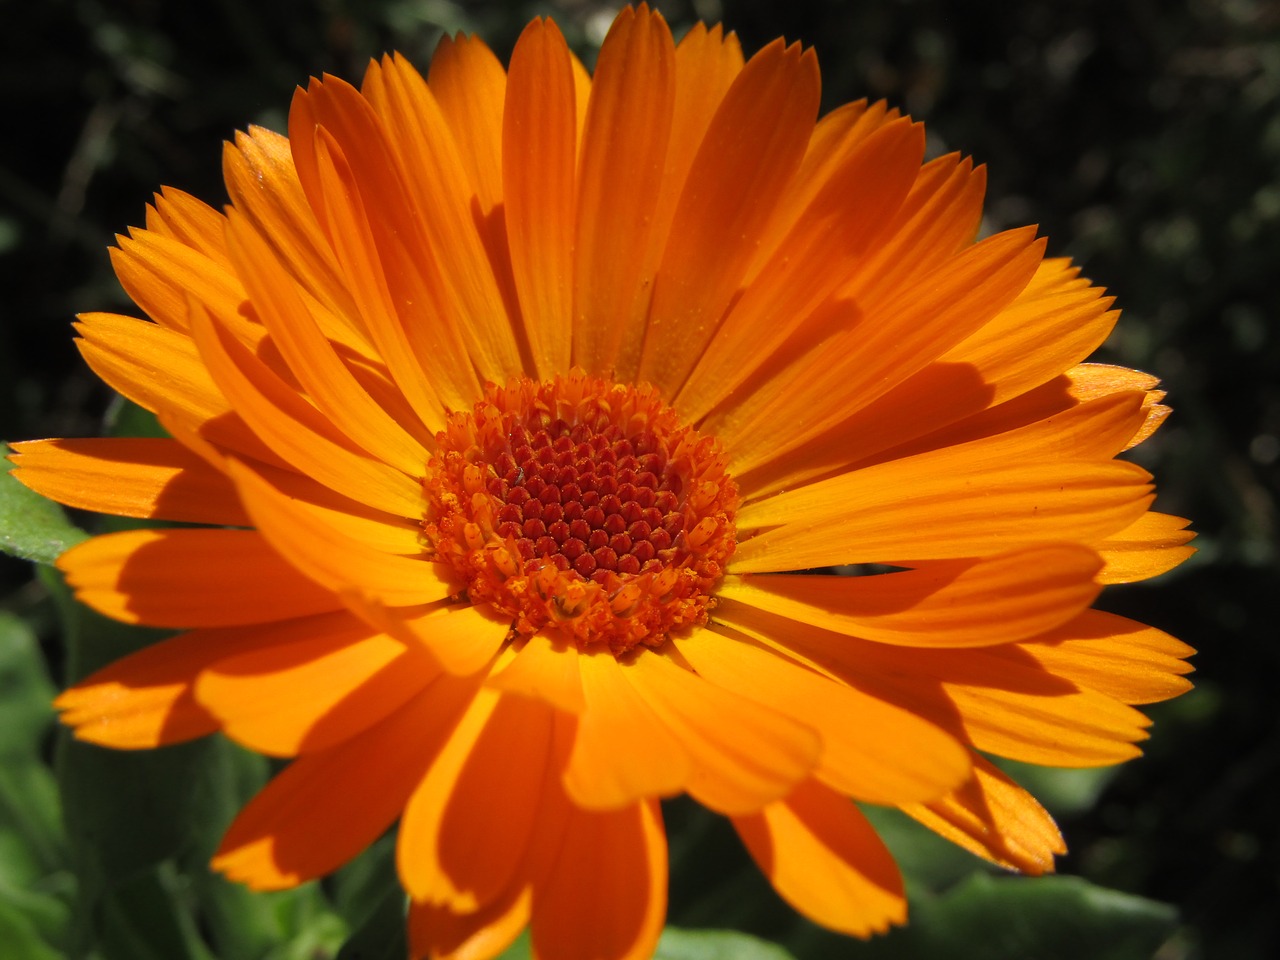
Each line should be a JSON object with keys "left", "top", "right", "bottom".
{"left": 422, "top": 370, "right": 739, "bottom": 655}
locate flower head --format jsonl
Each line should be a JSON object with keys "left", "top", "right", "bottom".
{"left": 12, "top": 5, "right": 1194, "bottom": 959}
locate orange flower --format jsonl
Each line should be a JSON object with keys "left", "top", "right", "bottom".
{"left": 11, "top": 5, "right": 1194, "bottom": 958}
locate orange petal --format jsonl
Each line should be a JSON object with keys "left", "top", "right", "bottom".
{"left": 675, "top": 625, "right": 969, "bottom": 805}
{"left": 144, "top": 186, "right": 232, "bottom": 266}
{"left": 644, "top": 23, "right": 743, "bottom": 289}
{"left": 723, "top": 604, "right": 1154, "bottom": 768}
{"left": 409, "top": 883, "right": 531, "bottom": 960}
{"left": 233, "top": 459, "right": 425, "bottom": 555}
{"left": 212, "top": 674, "right": 482, "bottom": 890}
{"left": 488, "top": 631, "right": 585, "bottom": 714}
{"left": 718, "top": 545, "right": 1103, "bottom": 648}
{"left": 224, "top": 209, "right": 432, "bottom": 475}
{"left": 360, "top": 600, "right": 511, "bottom": 678}
{"left": 226, "top": 457, "right": 452, "bottom": 608}
{"left": 503, "top": 18, "right": 577, "bottom": 379}
{"left": 187, "top": 298, "right": 426, "bottom": 518}
{"left": 109, "top": 228, "right": 243, "bottom": 334}
{"left": 621, "top": 646, "right": 821, "bottom": 814}
{"left": 677, "top": 117, "right": 924, "bottom": 423}
{"left": 1095, "top": 511, "right": 1196, "bottom": 583}
{"left": 732, "top": 393, "right": 1152, "bottom": 572}
{"left": 304, "top": 112, "right": 470, "bottom": 428}
{"left": 846, "top": 151, "right": 987, "bottom": 304}
{"left": 57, "top": 528, "right": 342, "bottom": 627}
{"left": 530, "top": 797, "right": 666, "bottom": 960}
{"left": 562, "top": 647, "right": 692, "bottom": 810}
{"left": 572, "top": 6, "right": 675, "bottom": 379}
{"left": 745, "top": 99, "right": 890, "bottom": 277}
{"left": 398, "top": 690, "right": 553, "bottom": 911}
{"left": 428, "top": 32, "right": 507, "bottom": 214}
{"left": 223, "top": 126, "right": 357, "bottom": 326}
{"left": 733, "top": 778, "right": 905, "bottom": 937}
{"left": 53, "top": 610, "right": 373, "bottom": 749}
{"left": 196, "top": 625, "right": 438, "bottom": 756}
{"left": 639, "top": 38, "right": 820, "bottom": 396}
{"left": 362, "top": 55, "right": 522, "bottom": 388}
{"left": 7, "top": 437, "right": 249, "bottom": 526}
{"left": 73, "top": 313, "right": 279, "bottom": 465}
{"left": 1019, "top": 609, "right": 1194, "bottom": 705}
{"left": 878, "top": 363, "right": 1153, "bottom": 468}
{"left": 900, "top": 754, "right": 1064, "bottom": 875}
{"left": 717, "top": 227, "right": 1046, "bottom": 477}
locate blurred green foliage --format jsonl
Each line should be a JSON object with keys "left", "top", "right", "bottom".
{"left": 0, "top": 0, "right": 1276, "bottom": 957}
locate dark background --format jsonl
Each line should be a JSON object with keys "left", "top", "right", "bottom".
{"left": 1, "top": 0, "right": 1276, "bottom": 957}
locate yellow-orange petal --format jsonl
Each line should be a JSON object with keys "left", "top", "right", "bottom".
{"left": 7, "top": 437, "right": 249, "bottom": 526}
{"left": 427, "top": 32, "right": 507, "bottom": 214}
{"left": 109, "top": 228, "right": 243, "bottom": 334}
{"left": 716, "top": 227, "right": 1046, "bottom": 477}
{"left": 732, "top": 393, "right": 1152, "bottom": 571}
{"left": 639, "top": 37, "right": 820, "bottom": 396}
{"left": 572, "top": 5, "right": 675, "bottom": 379}
{"left": 291, "top": 90, "right": 469, "bottom": 427}
{"left": 1019, "top": 609, "right": 1194, "bottom": 705}
{"left": 54, "top": 612, "right": 366, "bottom": 749}
{"left": 226, "top": 458, "right": 452, "bottom": 608}
{"left": 488, "top": 631, "right": 586, "bottom": 714}
{"left": 503, "top": 18, "right": 577, "bottom": 379}
{"left": 848, "top": 151, "right": 987, "bottom": 303}
{"left": 187, "top": 298, "right": 426, "bottom": 518}
{"left": 720, "top": 604, "right": 1153, "bottom": 768}
{"left": 899, "top": 754, "right": 1065, "bottom": 875}
{"left": 409, "top": 883, "right": 531, "bottom": 960}
{"left": 530, "top": 797, "right": 666, "bottom": 960}
{"left": 357, "top": 600, "right": 510, "bottom": 678}
{"left": 224, "top": 209, "right": 432, "bottom": 475}
{"left": 398, "top": 689, "right": 552, "bottom": 911}
{"left": 676, "top": 116, "right": 924, "bottom": 423}
{"left": 1096, "top": 511, "right": 1196, "bottom": 583}
{"left": 621, "top": 645, "right": 822, "bottom": 814}
{"left": 637, "top": 22, "right": 743, "bottom": 323}
{"left": 675, "top": 625, "right": 969, "bottom": 805}
{"left": 875, "top": 361, "right": 1153, "bottom": 469}
{"left": 363, "top": 54, "right": 523, "bottom": 389}
{"left": 719, "top": 545, "right": 1103, "bottom": 648}
{"left": 196, "top": 626, "right": 438, "bottom": 756}
{"left": 57, "top": 528, "right": 342, "bottom": 628}
{"left": 213, "top": 674, "right": 482, "bottom": 890}
{"left": 144, "top": 186, "right": 232, "bottom": 266}
{"left": 73, "top": 313, "right": 280, "bottom": 466}
{"left": 882, "top": 646, "right": 1153, "bottom": 768}
{"left": 562, "top": 647, "right": 692, "bottom": 810}
{"left": 233, "top": 459, "right": 425, "bottom": 555}
{"left": 746, "top": 99, "right": 892, "bottom": 277}
{"left": 222, "top": 126, "right": 358, "bottom": 326}
{"left": 733, "top": 778, "right": 905, "bottom": 937}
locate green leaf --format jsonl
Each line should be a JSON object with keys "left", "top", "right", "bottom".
{"left": 334, "top": 883, "right": 407, "bottom": 960}
{"left": 788, "top": 874, "right": 1178, "bottom": 960}
{"left": 0, "top": 442, "right": 88, "bottom": 564}
{"left": 96, "top": 863, "right": 216, "bottom": 960}
{"left": 913, "top": 874, "right": 1178, "bottom": 960}
{"left": 0, "top": 898, "right": 64, "bottom": 960}
{"left": 331, "top": 833, "right": 399, "bottom": 930}
{"left": 0, "top": 611, "right": 57, "bottom": 757}
{"left": 656, "top": 927, "right": 799, "bottom": 960}
{"left": 0, "top": 613, "right": 66, "bottom": 883}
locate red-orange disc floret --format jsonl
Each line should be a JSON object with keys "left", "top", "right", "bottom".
{"left": 422, "top": 370, "right": 739, "bottom": 655}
